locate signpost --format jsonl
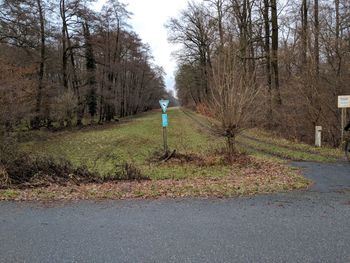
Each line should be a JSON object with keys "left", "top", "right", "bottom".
{"left": 160, "top": 100, "right": 169, "bottom": 113}
{"left": 338, "top": 95, "right": 350, "bottom": 143}
{"left": 159, "top": 99, "right": 170, "bottom": 155}
{"left": 338, "top": 96, "right": 350, "bottom": 108}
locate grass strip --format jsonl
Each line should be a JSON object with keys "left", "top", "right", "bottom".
{"left": 237, "top": 135, "right": 337, "bottom": 162}
{"left": 245, "top": 130, "right": 342, "bottom": 160}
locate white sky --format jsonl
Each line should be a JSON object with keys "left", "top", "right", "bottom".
{"left": 94, "top": 0, "right": 192, "bottom": 94}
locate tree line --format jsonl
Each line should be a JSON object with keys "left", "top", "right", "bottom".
{"left": 0, "top": 0, "right": 168, "bottom": 132}
{"left": 168, "top": 0, "right": 350, "bottom": 146}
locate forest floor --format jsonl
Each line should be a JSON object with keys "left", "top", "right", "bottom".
{"left": 0, "top": 108, "right": 343, "bottom": 201}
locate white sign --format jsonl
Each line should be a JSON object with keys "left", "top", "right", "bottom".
{"left": 159, "top": 99, "right": 170, "bottom": 113}
{"left": 338, "top": 95, "right": 350, "bottom": 108}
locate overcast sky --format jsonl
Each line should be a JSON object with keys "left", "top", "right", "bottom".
{"left": 94, "top": 0, "right": 193, "bottom": 95}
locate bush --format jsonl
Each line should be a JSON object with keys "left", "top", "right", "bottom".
{"left": 0, "top": 153, "right": 151, "bottom": 189}
{"left": 0, "top": 155, "right": 101, "bottom": 189}
{"left": 0, "top": 131, "right": 19, "bottom": 165}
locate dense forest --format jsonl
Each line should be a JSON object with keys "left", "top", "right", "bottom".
{"left": 168, "top": 0, "right": 350, "bottom": 146}
{"left": 1, "top": 0, "right": 350, "bottom": 149}
{"left": 0, "top": 0, "right": 169, "bottom": 132}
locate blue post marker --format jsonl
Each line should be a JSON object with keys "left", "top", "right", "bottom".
{"left": 159, "top": 99, "right": 170, "bottom": 154}
{"left": 162, "top": 114, "right": 168, "bottom": 127}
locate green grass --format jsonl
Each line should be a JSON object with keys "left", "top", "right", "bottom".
{"left": 0, "top": 189, "right": 19, "bottom": 199}
{"left": 244, "top": 129, "right": 343, "bottom": 160}
{"left": 21, "top": 108, "right": 227, "bottom": 179}
{"left": 21, "top": 108, "right": 340, "bottom": 181}
{"left": 0, "top": 107, "right": 318, "bottom": 200}
{"left": 236, "top": 135, "right": 338, "bottom": 162}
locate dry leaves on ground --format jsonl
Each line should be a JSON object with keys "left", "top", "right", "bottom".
{"left": 0, "top": 159, "right": 310, "bottom": 201}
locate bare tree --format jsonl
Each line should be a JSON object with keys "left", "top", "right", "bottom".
{"left": 262, "top": 0, "right": 273, "bottom": 125}
{"left": 172, "top": 0, "right": 350, "bottom": 146}
{"left": 167, "top": 1, "right": 215, "bottom": 103}
{"left": 300, "top": 0, "right": 308, "bottom": 69}
{"left": 270, "top": 0, "right": 281, "bottom": 105}
{"left": 0, "top": 0, "right": 49, "bottom": 128}
{"left": 0, "top": 0, "right": 167, "bottom": 131}
{"left": 314, "top": 0, "right": 319, "bottom": 76}
{"left": 208, "top": 44, "right": 260, "bottom": 158}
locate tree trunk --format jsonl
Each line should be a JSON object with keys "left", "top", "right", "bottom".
{"left": 65, "top": 25, "right": 82, "bottom": 126}
{"left": 216, "top": 0, "right": 224, "bottom": 48}
{"left": 263, "top": 0, "right": 273, "bottom": 126}
{"left": 314, "top": 0, "right": 319, "bottom": 76}
{"left": 83, "top": 21, "right": 97, "bottom": 121}
{"left": 226, "top": 134, "right": 236, "bottom": 162}
{"left": 335, "top": 0, "right": 341, "bottom": 77}
{"left": 301, "top": 0, "right": 308, "bottom": 69}
{"left": 60, "top": 0, "right": 68, "bottom": 90}
{"left": 33, "top": 0, "right": 45, "bottom": 129}
{"left": 247, "top": 1, "right": 255, "bottom": 76}
{"left": 271, "top": 0, "right": 282, "bottom": 105}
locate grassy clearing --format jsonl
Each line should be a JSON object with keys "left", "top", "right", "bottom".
{"left": 0, "top": 108, "right": 312, "bottom": 201}
{"left": 21, "top": 108, "right": 226, "bottom": 179}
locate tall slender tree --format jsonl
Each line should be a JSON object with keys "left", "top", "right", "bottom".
{"left": 271, "top": 0, "right": 281, "bottom": 105}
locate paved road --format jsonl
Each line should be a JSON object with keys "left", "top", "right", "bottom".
{"left": 0, "top": 162, "right": 350, "bottom": 263}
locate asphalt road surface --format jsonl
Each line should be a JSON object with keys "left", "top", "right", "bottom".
{"left": 0, "top": 162, "right": 350, "bottom": 263}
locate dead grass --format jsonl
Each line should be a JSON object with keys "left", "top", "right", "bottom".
{"left": 0, "top": 155, "right": 150, "bottom": 190}
{"left": 0, "top": 158, "right": 310, "bottom": 201}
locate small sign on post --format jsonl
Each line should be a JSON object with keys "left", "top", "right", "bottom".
{"left": 338, "top": 95, "right": 350, "bottom": 144}
{"left": 159, "top": 99, "right": 170, "bottom": 155}
{"left": 162, "top": 113, "right": 168, "bottom": 127}
{"left": 338, "top": 96, "right": 350, "bottom": 108}
{"left": 159, "top": 99, "right": 169, "bottom": 113}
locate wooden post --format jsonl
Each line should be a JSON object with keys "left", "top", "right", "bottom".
{"left": 344, "top": 109, "right": 348, "bottom": 144}
{"left": 341, "top": 108, "right": 345, "bottom": 144}
{"left": 338, "top": 96, "right": 350, "bottom": 146}
{"left": 163, "top": 126, "right": 168, "bottom": 154}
